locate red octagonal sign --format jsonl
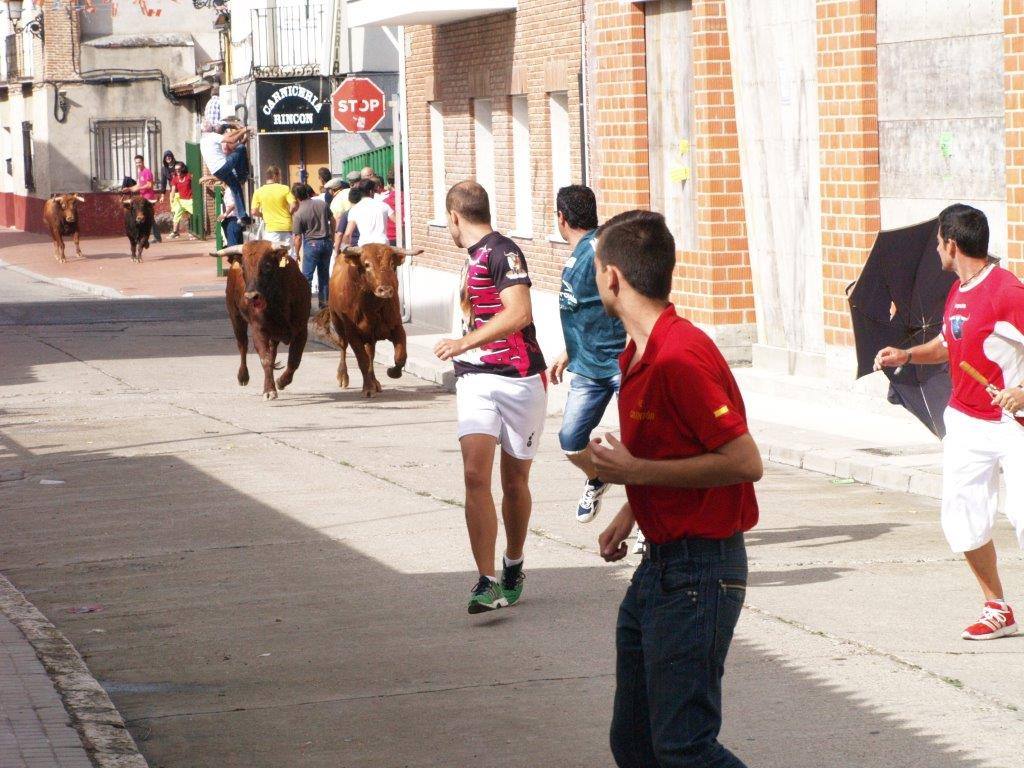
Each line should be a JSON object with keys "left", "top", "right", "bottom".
{"left": 331, "top": 77, "right": 386, "bottom": 133}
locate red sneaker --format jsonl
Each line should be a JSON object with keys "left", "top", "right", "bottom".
{"left": 962, "top": 602, "right": 1018, "bottom": 641}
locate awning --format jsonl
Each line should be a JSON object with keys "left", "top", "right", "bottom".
{"left": 170, "top": 75, "right": 213, "bottom": 97}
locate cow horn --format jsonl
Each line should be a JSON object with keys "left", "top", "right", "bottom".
{"left": 342, "top": 246, "right": 362, "bottom": 257}
{"left": 211, "top": 245, "right": 244, "bottom": 258}
{"left": 390, "top": 247, "right": 423, "bottom": 257}
{"left": 74, "top": 195, "right": 86, "bottom": 203}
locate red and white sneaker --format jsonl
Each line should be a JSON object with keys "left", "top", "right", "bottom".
{"left": 961, "top": 602, "right": 1018, "bottom": 641}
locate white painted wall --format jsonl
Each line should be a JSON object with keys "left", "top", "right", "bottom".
{"left": 726, "top": 0, "right": 824, "bottom": 365}
{"left": 877, "top": 0, "right": 1006, "bottom": 256}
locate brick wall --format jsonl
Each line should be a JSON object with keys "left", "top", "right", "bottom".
{"left": 816, "top": 0, "right": 880, "bottom": 347}
{"left": 587, "top": 1, "right": 649, "bottom": 220}
{"left": 42, "top": 1, "right": 81, "bottom": 82}
{"left": 405, "top": 2, "right": 584, "bottom": 293}
{"left": 1006, "top": 0, "right": 1024, "bottom": 274}
{"left": 670, "top": 0, "right": 754, "bottom": 329}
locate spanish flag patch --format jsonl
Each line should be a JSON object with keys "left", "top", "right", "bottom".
{"left": 713, "top": 405, "right": 730, "bottom": 418}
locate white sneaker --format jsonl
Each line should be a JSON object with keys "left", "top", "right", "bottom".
{"left": 632, "top": 530, "right": 646, "bottom": 555}
{"left": 576, "top": 478, "right": 609, "bottom": 523}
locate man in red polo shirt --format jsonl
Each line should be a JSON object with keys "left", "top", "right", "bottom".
{"left": 590, "top": 210, "right": 762, "bottom": 768}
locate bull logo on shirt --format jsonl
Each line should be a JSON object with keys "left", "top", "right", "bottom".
{"left": 949, "top": 314, "right": 969, "bottom": 341}
{"left": 506, "top": 253, "right": 528, "bottom": 280}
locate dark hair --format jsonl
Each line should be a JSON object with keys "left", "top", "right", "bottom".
{"left": 349, "top": 187, "right": 363, "bottom": 205}
{"left": 317, "top": 167, "right": 332, "bottom": 184}
{"left": 339, "top": 180, "right": 351, "bottom": 190}
{"left": 292, "top": 183, "right": 311, "bottom": 201}
{"left": 557, "top": 185, "right": 598, "bottom": 231}
{"left": 162, "top": 151, "right": 176, "bottom": 166}
{"left": 175, "top": 162, "right": 187, "bottom": 173}
{"left": 387, "top": 172, "right": 395, "bottom": 186}
{"left": 939, "top": 204, "right": 989, "bottom": 259}
{"left": 358, "top": 179, "right": 376, "bottom": 195}
{"left": 134, "top": 154, "right": 144, "bottom": 163}
{"left": 446, "top": 181, "right": 490, "bottom": 225}
{"left": 595, "top": 210, "right": 676, "bottom": 300}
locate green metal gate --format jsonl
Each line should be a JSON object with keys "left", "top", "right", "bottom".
{"left": 342, "top": 145, "right": 394, "bottom": 180}
{"left": 185, "top": 141, "right": 204, "bottom": 238}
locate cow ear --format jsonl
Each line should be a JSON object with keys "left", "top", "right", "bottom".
{"left": 275, "top": 247, "right": 290, "bottom": 268}
{"left": 391, "top": 250, "right": 407, "bottom": 266}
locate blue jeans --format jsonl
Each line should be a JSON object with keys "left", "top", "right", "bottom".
{"left": 611, "top": 534, "right": 748, "bottom": 768}
{"left": 221, "top": 217, "right": 243, "bottom": 246}
{"left": 302, "top": 238, "right": 332, "bottom": 307}
{"left": 559, "top": 373, "right": 620, "bottom": 452}
{"left": 213, "top": 145, "right": 249, "bottom": 219}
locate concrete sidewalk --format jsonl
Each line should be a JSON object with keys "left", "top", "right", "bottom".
{"left": 0, "top": 228, "right": 224, "bottom": 299}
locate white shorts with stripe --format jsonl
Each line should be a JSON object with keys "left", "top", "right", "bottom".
{"left": 456, "top": 372, "right": 547, "bottom": 460}
{"left": 941, "top": 406, "right": 1024, "bottom": 552}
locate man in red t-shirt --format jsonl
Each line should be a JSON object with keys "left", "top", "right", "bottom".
{"left": 590, "top": 210, "right": 761, "bottom": 768}
{"left": 877, "top": 204, "right": 1024, "bottom": 641}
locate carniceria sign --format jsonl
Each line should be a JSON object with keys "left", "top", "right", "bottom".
{"left": 255, "top": 79, "right": 330, "bottom": 133}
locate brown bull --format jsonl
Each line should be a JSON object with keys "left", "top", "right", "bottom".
{"left": 313, "top": 244, "right": 421, "bottom": 398}
{"left": 42, "top": 194, "right": 85, "bottom": 263}
{"left": 212, "top": 241, "right": 311, "bottom": 400}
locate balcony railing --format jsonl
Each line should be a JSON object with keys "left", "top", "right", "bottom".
{"left": 4, "top": 30, "right": 34, "bottom": 81}
{"left": 251, "top": 4, "right": 325, "bottom": 78}
{"left": 346, "top": 0, "right": 517, "bottom": 27}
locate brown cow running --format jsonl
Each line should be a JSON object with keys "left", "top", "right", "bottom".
{"left": 212, "top": 241, "right": 311, "bottom": 400}
{"left": 42, "top": 194, "right": 85, "bottom": 263}
{"left": 313, "top": 244, "right": 421, "bottom": 398}
{"left": 121, "top": 195, "right": 155, "bottom": 263}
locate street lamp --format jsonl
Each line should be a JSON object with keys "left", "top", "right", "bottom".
{"left": 5, "top": 0, "right": 25, "bottom": 22}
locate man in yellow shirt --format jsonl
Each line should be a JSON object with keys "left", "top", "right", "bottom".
{"left": 251, "top": 165, "right": 297, "bottom": 256}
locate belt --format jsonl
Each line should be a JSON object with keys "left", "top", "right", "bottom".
{"left": 643, "top": 531, "right": 744, "bottom": 562}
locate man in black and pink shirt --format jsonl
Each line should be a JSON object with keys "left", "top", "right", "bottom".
{"left": 877, "top": 204, "right": 1024, "bottom": 640}
{"left": 434, "top": 181, "right": 548, "bottom": 614}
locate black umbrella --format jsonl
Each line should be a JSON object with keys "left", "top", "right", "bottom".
{"left": 847, "top": 218, "right": 957, "bottom": 438}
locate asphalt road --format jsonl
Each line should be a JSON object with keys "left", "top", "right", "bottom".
{"left": 1, "top": 266, "right": 1022, "bottom": 768}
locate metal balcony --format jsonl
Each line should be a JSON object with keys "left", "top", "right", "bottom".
{"left": 345, "top": 0, "right": 517, "bottom": 27}
{"left": 251, "top": 3, "right": 325, "bottom": 77}
{"left": 4, "top": 34, "right": 22, "bottom": 81}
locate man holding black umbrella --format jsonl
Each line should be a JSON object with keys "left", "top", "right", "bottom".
{"left": 876, "top": 204, "right": 1024, "bottom": 641}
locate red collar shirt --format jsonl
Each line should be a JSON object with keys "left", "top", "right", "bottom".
{"left": 617, "top": 306, "right": 759, "bottom": 543}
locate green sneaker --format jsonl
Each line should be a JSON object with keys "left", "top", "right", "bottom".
{"left": 501, "top": 560, "right": 525, "bottom": 606}
{"left": 468, "top": 575, "right": 508, "bottom": 614}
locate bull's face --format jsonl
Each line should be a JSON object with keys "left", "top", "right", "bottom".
{"left": 343, "top": 245, "right": 421, "bottom": 300}
{"left": 243, "top": 243, "right": 290, "bottom": 314}
{"left": 53, "top": 194, "right": 84, "bottom": 224}
{"left": 121, "top": 195, "right": 150, "bottom": 225}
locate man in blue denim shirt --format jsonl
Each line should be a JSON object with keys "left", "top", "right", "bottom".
{"left": 548, "top": 186, "right": 628, "bottom": 524}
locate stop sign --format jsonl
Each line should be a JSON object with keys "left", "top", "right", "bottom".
{"left": 331, "top": 77, "right": 386, "bottom": 133}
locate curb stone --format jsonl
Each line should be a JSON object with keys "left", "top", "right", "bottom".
{"left": 0, "top": 573, "right": 149, "bottom": 768}
{"left": 0, "top": 260, "right": 125, "bottom": 299}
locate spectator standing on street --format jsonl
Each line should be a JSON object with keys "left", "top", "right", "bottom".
{"left": 199, "top": 121, "right": 252, "bottom": 223}
{"left": 159, "top": 151, "right": 177, "bottom": 196}
{"left": 251, "top": 165, "right": 297, "bottom": 256}
{"left": 218, "top": 185, "right": 243, "bottom": 247}
{"left": 340, "top": 179, "right": 393, "bottom": 247}
{"left": 129, "top": 154, "right": 161, "bottom": 242}
{"left": 168, "top": 162, "right": 197, "bottom": 240}
{"left": 433, "top": 181, "right": 548, "bottom": 615}
{"left": 548, "top": 185, "right": 627, "bottom": 525}
{"left": 291, "top": 183, "right": 335, "bottom": 309}
{"left": 359, "top": 165, "right": 375, "bottom": 181}
{"left": 317, "top": 167, "right": 335, "bottom": 208}
{"left": 592, "top": 210, "right": 761, "bottom": 768}
{"left": 876, "top": 204, "right": 1024, "bottom": 641}
{"left": 383, "top": 173, "right": 400, "bottom": 246}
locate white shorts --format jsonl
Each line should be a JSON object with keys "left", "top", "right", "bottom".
{"left": 264, "top": 230, "right": 295, "bottom": 257}
{"left": 456, "top": 372, "right": 548, "bottom": 460}
{"left": 941, "top": 406, "right": 1024, "bottom": 552}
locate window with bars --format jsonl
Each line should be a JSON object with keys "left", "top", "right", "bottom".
{"left": 90, "top": 119, "right": 161, "bottom": 191}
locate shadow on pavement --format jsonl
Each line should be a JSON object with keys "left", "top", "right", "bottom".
{"left": 0, "top": 425, "right": 994, "bottom": 768}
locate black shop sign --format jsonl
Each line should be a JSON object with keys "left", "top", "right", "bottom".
{"left": 256, "top": 78, "right": 330, "bottom": 133}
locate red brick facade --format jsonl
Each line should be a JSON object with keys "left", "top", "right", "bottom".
{"left": 1006, "top": 0, "right": 1024, "bottom": 274}
{"left": 673, "top": 0, "right": 754, "bottom": 329}
{"left": 816, "top": 0, "right": 880, "bottom": 347}
{"left": 405, "top": 3, "right": 584, "bottom": 292}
